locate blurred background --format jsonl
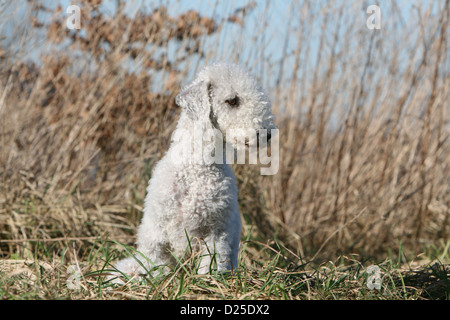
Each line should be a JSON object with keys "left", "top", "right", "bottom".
{"left": 0, "top": 0, "right": 448, "bottom": 263}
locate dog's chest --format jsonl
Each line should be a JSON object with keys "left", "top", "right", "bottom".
{"left": 172, "top": 165, "right": 237, "bottom": 223}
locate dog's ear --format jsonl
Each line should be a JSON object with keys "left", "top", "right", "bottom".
{"left": 175, "top": 80, "right": 211, "bottom": 121}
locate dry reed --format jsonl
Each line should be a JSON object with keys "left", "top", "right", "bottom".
{"left": 0, "top": 0, "right": 448, "bottom": 267}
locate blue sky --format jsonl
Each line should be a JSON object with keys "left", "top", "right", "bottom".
{"left": 1, "top": 0, "right": 442, "bottom": 92}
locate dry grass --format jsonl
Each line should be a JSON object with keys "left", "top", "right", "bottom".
{"left": 0, "top": 0, "right": 449, "bottom": 299}
{"left": 0, "top": 239, "right": 448, "bottom": 300}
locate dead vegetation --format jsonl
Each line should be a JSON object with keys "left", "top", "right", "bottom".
{"left": 0, "top": 0, "right": 449, "bottom": 299}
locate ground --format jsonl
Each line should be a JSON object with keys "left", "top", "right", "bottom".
{"left": 0, "top": 236, "right": 448, "bottom": 300}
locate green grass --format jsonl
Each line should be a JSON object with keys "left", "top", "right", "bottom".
{"left": 1, "top": 238, "right": 448, "bottom": 300}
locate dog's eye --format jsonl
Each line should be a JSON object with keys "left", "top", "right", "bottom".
{"left": 225, "top": 97, "right": 239, "bottom": 107}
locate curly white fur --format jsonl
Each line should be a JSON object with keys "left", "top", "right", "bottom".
{"left": 110, "top": 62, "right": 276, "bottom": 281}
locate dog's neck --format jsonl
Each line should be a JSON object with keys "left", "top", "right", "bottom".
{"left": 168, "top": 114, "right": 227, "bottom": 167}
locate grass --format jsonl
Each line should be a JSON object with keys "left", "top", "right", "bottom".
{"left": 1, "top": 235, "right": 448, "bottom": 300}
{"left": 0, "top": 0, "right": 449, "bottom": 300}
{"left": 5, "top": 201, "right": 445, "bottom": 301}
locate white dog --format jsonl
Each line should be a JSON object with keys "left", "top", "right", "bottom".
{"left": 110, "top": 62, "right": 276, "bottom": 281}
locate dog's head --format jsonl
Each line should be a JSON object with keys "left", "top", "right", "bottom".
{"left": 175, "top": 62, "right": 277, "bottom": 150}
